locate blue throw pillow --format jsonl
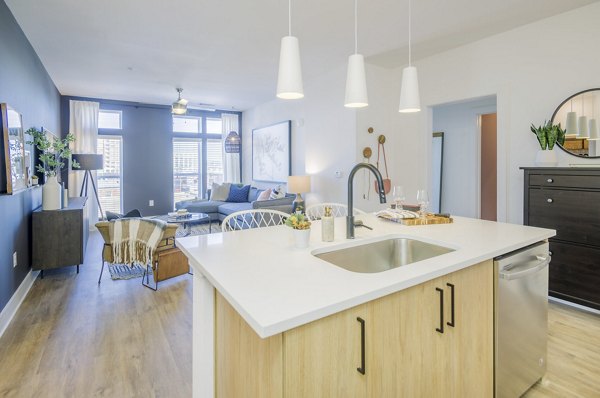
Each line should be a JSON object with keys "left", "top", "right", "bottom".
{"left": 227, "top": 184, "right": 251, "bottom": 203}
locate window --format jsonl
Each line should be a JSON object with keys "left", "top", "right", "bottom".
{"left": 97, "top": 136, "right": 123, "bottom": 216}
{"left": 173, "top": 116, "right": 201, "bottom": 134}
{"left": 172, "top": 116, "right": 224, "bottom": 205}
{"left": 173, "top": 139, "right": 202, "bottom": 203}
{"left": 98, "top": 110, "right": 122, "bottom": 129}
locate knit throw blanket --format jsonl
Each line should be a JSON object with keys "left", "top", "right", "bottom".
{"left": 110, "top": 218, "right": 167, "bottom": 267}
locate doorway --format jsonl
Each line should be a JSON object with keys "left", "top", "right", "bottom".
{"left": 431, "top": 96, "right": 497, "bottom": 219}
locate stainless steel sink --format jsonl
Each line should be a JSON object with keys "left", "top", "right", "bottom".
{"left": 313, "top": 238, "right": 455, "bottom": 273}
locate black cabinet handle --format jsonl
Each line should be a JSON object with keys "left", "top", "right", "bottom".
{"left": 447, "top": 283, "right": 455, "bottom": 327}
{"left": 436, "top": 288, "right": 444, "bottom": 334}
{"left": 357, "top": 317, "right": 366, "bottom": 375}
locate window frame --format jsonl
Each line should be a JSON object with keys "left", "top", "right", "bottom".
{"left": 172, "top": 116, "right": 223, "bottom": 203}
{"left": 98, "top": 110, "right": 123, "bottom": 130}
{"left": 97, "top": 134, "right": 124, "bottom": 216}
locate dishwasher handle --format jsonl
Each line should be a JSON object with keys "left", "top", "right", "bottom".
{"left": 499, "top": 256, "right": 549, "bottom": 281}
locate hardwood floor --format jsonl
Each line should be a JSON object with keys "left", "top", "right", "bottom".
{"left": 0, "top": 232, "right": 192, "bottom": 398}
{"left": 0, "top": 232, "right": 599, "bottom": 397}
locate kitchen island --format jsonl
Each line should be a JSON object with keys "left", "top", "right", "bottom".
{"left": 177, "top": 214, "right": 555, "bottom": 398}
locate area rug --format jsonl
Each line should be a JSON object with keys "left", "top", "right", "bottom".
{"left": 108, "top": 264, "right": 151, "bottom": 280}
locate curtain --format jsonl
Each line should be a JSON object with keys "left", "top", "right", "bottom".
{"left": 68, "top": 100, "right": 100, "bottom": 226}
{"left": 222, "top": 113, "right": 241, "bottom": 183}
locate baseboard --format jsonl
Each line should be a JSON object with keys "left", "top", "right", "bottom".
{"left": 0, "top": 269, "right": 40, "bottom": 339}
{"left": 549, "top": 296, "right": 600, "bottom": 315}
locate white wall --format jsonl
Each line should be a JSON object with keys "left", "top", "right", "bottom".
{"left": 432, "top": 97, "right": 497, "bottom": 218}
{"left": 377, "top": 2, "right": 600, "bottom": 224}
{"left": 242, "top": 64, "right": 358, "bottom": 206}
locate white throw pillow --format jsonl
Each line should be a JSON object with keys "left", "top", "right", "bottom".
{"left": 257, "top": 188, "right": 272, "bottom": 201}
{"left": 210, "top": 182, "right": 231, "bottom": 201}
{"left": 269, "top": 185, "right": 286, "bottom": 200}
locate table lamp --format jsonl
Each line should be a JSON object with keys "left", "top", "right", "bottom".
{"left": 71, "top": 153, "right": 105, "bottom": 220}
{"left": 287, "top": 175, "right": 311, "bottom": 213}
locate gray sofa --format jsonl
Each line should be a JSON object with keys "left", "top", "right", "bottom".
{"left": 175, "top": 187, "right": 294, "bottom": 221}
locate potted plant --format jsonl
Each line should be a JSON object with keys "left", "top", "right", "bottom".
{"left": 26, "top": 128, "right": 79, "bottom": 210}
{"left": 530, "top": 121, "right": 566, "bottom": 167}
{"left": 285, "top": 211, "right": 312, "bottom": 249}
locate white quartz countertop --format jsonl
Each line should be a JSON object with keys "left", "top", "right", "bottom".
{"left": 177, "top": 215, "right": 555, "bottom": 338}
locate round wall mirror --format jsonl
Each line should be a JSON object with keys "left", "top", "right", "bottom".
{"left": 551, "top": 88, "right": 600, "bottom": 158}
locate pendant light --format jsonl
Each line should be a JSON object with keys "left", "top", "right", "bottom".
{"left": 565, "top": 99, "right": 578, "bottom": 137}
{"left": 344, "top": 0, "right": 368, "bottom": 108}
{"left": 171, "top": 88, "right": 188, "bottom": 115}
{"left": 224, "top": 131, "right": 241, "bottom": 153}
{"left": 276, "top": 0, "right": 304, "bottom": 99}
{"left": 578, "top": 93, "right": 589, "bottom": 139}
{"left": 589, "top": 95, "right": 599, "bottom": 140}
{"left": 398, "top": 0, "right": 420, "bottom": 113}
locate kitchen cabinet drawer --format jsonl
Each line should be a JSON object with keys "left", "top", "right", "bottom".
{"left": 549, "top": 241, "right": 600, "bottom": 310}
{"left": 529, "top": 174, "right": 600, "bottom": 189}
{"left": 528, "top": 189, "right": 600, "bottom": 246}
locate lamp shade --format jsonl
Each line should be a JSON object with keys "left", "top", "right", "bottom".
{"left": 398, "top": 66, "right": 421, "bottom": 113}
{"left": 578, "top": 115, "right": 589, "bottom": 138}
{"left": 72, "top": 154, "right": 103, "bottom": 170}
{"left": 589, "top": 119, "right": 599, "bottom": 140}
{"left": 287, "top": 175, "right": 311, "bottom": 193}
{"left": 344, "top": 54, "right": 368, "bottom": 108}
{"left": 277, "top": 36, "right": 304, "bottom": 99}
{"left": 224, "top": 131, "right": 241, "bottom": 153}
{"left": 171, "top": 101, "right": 187, "bottom": 115}
{"left": 565, "top": 111, "right": 578, "bottom": 137}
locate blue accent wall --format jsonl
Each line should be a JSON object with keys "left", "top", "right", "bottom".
{"left": 61, "top": 96, "right": 242, "bottom": 216}
{"left": 0, "top": 0, "right": 61, "bottom": 312}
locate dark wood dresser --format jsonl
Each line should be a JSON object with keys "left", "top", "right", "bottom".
{"left": 32, "top": 196, "right": 89, "bottom": 277}
{"left": 522, "top": 167, "right": 600, "bottom": 310}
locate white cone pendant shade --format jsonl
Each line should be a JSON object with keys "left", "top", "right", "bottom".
{"left": 277, "top": 36, "right": 304, "bottom": 100}
{"left": 344, "top": 54, "right": 368, "bottom": 108}
{"left": 578, "top": 115, "right": 589, "bottom": 138}
{"left": 399, "top": 66, "right": 421, "bottom": 113}
{"left": 565, "top": 111, "right": 578, "bottom": 137}
{"left": 589, "top": 119, "right": 599, "bottom": 140}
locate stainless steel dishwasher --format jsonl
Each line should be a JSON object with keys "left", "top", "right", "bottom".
{"left": 494, "top": 241, "right": 550, "bottom": 398}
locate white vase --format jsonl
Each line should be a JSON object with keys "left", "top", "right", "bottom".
{"left": 535, "top": 149, "right": 558, "bottom": 167}
{"left": 293, "top": 228, "right": 311, "bottom": 249}
{"left": 42, "top": 176, "right": 62, "bottom": 210}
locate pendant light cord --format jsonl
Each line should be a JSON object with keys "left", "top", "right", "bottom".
{"left": 288, "top": 0, "right": 292, "bottom": 36}
{"left": 408, "top": 0, "right": 412, "bottom": 66}
{"left": 354, "top": 0, "right": 358, "bottom": 54}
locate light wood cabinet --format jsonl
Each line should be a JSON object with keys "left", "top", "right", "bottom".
{"left": 215, "top": 261, "right": 493, "bottom": 398}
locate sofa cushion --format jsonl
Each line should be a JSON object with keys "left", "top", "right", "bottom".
{"left": 210, "top": 182, "right": 231, "bottom": 201}
{"left": 218, "top": 202, "right": 253, "bottom": 216}
{"left": 227, "top": 184, "right": 251, "bottom": 203}
{"left": 182, "top": 200, "right": 226, "bottom": 214}
{"left": 257, "top": 188, "right": 272, "bottom": 201}
{"left": 248, "top": 187, "right": 262, "bottom": 202}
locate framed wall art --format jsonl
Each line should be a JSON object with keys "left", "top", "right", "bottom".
{"left": 252, "top": 120, "right": 291, "bottom": 183}
{"left": 1, "top": 103, "right": 28, "bottom": 194}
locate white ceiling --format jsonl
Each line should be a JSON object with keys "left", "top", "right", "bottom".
{"left": 6, "top": 0, "right": 597, "bottom": 111}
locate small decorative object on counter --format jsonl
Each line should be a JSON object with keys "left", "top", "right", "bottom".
{"left": 321, "top": 206, "right": 334, "bottom": 242}
{"left": 31, "top": 175, "right": 39, "bottom": 186}
{"left": 530, "top": 121, "right": 565, "bottom": 167}
{"left": 285, "top": 211, "right": 312, "bottom": 249}
{"left": 62, "top": 187, "right": 69, "bottom": 208}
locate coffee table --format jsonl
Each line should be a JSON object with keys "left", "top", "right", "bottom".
{"left": 155, "top": 213, "right": 212, "bottom": 236}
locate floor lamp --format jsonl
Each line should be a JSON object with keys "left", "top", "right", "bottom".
{"left": 72, "top": 153, "right": 104, "bottom": 220}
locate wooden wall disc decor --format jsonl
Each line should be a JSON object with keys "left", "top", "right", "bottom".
{"left": 362, "top": 147, "right": 372, "bottom": 159}
{"left": 378, "top": 135, "right": 386, "bottom": 144}
{"left": 368, "top": 127, "right": 374, "bottom": 134}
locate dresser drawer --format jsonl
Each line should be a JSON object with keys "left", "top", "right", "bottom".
{"left": 528, "top": 189, "right": 600, "bottom": 246}
{"left": 529, "top": 174, "right": 600, "bottom": 189}
{"left": 549, "top": 240, "right": 600, "bottom": 310}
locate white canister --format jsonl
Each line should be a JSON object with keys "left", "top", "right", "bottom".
{"left": 42, "top": 176, "right": 62, "bottom": 211}
{"left": 63, "top": 188, "right": 69, "bottom": 208}
{"left": 321, "top": 215, "right": 334, "bottom": 242}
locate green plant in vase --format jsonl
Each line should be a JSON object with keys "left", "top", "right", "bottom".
{"left": 530, "top": 121, "right": 566, "bottom": 166}
{"left": 26, "top": 128, "right": 79, "bottom": 210}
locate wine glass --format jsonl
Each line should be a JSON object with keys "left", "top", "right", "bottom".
{"left": 417, "top": 189, "right": 429, "bottom": 218}
{"left": 392, "top": 186, "right": 405, "bottom": 210}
